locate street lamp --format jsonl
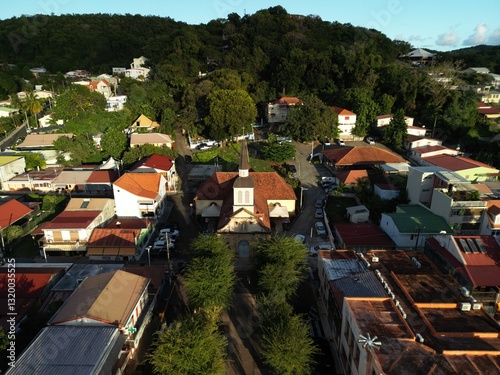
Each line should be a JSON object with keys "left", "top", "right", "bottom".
{"left": 414, "top": 227, "right": 421, "bottom": 250}
{"left": 146, "top": 246, "right": 151, "bottom": 267}
{"left": 300, "top": 187, "right": 308, "bottom": 210}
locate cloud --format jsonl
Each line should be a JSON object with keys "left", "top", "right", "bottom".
{"left": 463, "top": 23, "right": 489, "bottom": 45}
{"left": 488, "top": 27, "right": 500, "bottom": 45}
{"left": 436, "top": 31, "right": 459, "bottom": 46}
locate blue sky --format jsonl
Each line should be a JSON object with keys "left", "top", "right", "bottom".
{"left": 2, "top": 0, "right": 500, "bottom": 52}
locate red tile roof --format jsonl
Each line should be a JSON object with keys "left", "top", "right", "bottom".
{"left": 87, "top": 228, "right": 140, "bottom": 247}
{"left": 43, "top": 211, "right": 101, "bottom": 229}
{"left": 332, "top": 106, "right": 355, "bottom": 116}
{"left": 336, "top": 170, "right": 369, "bottom": 185}
{"left": 275, "top": 97, "right": 301, "bottom": 105}
{"left": 132, "top": 153, "right": 174, "bottom": 172}
{"left": 195, "top": 171, "right": 296, "bottom": 230}
{"left": 322, "top": 146, "right": 405, "bottom": 166}
{"left": 0, "top": 199, "right": 32, "bottom": 227}
{"left": 86, "top": 170, "right": 119, "bottom": 183}
{"left": 412, "top": 145, "right": 452, "bottom": 155}
{"left": 423, "top": 154, "right": 497, "bottom": 171}
{"left": 113, "top": 173, "right": 161, "bottom": 199}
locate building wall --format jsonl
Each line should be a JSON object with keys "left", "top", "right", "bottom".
{"left": 0, "top": 157, "right": 26, "bottom": 189}
{"left": 429, "top": 189, "right": 452, "bottom": 223}
{"left": 374, "top": 186, "right": 400, "bottom": 201}
{"left": 407, "top": 168, "right": 435, "bottom": 206}
{"left": 195, "top": 199, "right": 224, "bottom": 215}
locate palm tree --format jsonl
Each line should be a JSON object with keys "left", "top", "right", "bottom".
{"left": 24, "top": 92, "right": 43, "bottom": 128}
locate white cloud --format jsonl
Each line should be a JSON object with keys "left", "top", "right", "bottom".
{"left": 488, "top": 27, "right": 500, "bottom": 45}
{"left": 436, "top": 31, "right": 459, "bottom": 46}
{"left": 463, "top": 23, "right": 489, "bottom": 45}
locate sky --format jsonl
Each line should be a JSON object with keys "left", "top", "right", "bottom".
{"left": 2, "top": 0, "right": 500, "bottom": 52}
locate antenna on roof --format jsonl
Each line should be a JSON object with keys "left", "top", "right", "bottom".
{"left": 358, "top": 333, "right": 382, "bottom": 352}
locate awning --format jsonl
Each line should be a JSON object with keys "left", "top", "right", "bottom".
{"left": 269, "top": 204, "right": 289, "bottom": 218}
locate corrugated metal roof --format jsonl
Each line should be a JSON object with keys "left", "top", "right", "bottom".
{"left": 5, "top": 326, "right": 123, "bottom": 375}
{"left": 332, "top": 272, "right": 386, "bottom": 299}
{"left": 322, "top": 258, "right": 366, "bottom": 281}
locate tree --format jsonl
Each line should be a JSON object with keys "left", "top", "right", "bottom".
{"left": 284, "top": 95, "right": 337, "bottom": 142}
{"left": 344, "top": 87, "right": 379, "bottom": 137}
{"left": 20, "top": 152, "right": 46, "bottom": 170}
{"left": 205, "top": 89, "right": 257, "bottom": 141}
{"left": 383, "top": 108, "right": 407, "bottom": 151}
{"left": 184, "top": 234, "right": 236, "bottom": 322}
{"left": 53, "top": 85, "right": 106, "bottom": 121}
{"left": 52, "top": 133, "right": 100, "bottom": 165}
{"left": 4, "top": 225, "right": 23, "bottom": 244}
{"left": 148, "top": 314, "right": 227, "bottom": 375}
{"left": 261, "top": 142, "right": 296, "bottom": 162}
{"left": 100, "top": 127, "right": 128, "bottom": 158}
{"left": 24, "top": 91, "right": 43, "bottom": 127}
{"left": 260, "top": 313, "right": 318, "bottom": 375}
{"left": 121, "top": 144, "right": 177, "bottom": 168}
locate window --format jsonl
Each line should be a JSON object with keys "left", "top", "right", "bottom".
{"left": 238, "top": 240, "right": 250, "bottom": 258}
{"left": 237, "top": 191, "right": 242, "bottom": 204}
{"left": 244, "top": 190, "right": 250, "bottom": 203}
{"left": 345, "top": 116, "right": 350, "bottom": 120}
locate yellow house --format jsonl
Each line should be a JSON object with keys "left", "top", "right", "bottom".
{"left": 128, "top": 114, "right": 160, "bottom": 133}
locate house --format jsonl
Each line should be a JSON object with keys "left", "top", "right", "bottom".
{"left": 322, "top": 146, "right": 406, "bottom": 170}
{"left": 477, "top": 101, "right": 500, "bottom": 120}
{"left": 421, "top": 153, "right": 499, "bottom": 182}
{"left": 3, "top": 167, "right": 63, "bottom": 192}
{"left": 488, "top": 73, "right": 500, "bottom": 88}
{"left": 478, "top": 89, "right": 500, "bottom": 104}
{"left": 87, "top": 79, "right": 112, "bottom": 98}
{"left": 479, "top": 200, "right": 500, "bottom": 236}
{"left": 131, "top": 154, "right": 177, "bottom": 191}
{"left": 0, "top": 155, "right": 26, "bottom": 189}
{"left": 106, "top": 95, "right": 127, "bottom": 111}
{"left": 16, "top": 133, "right": 74, "bottom": 150}
{"left": 85, "top": 169, "right": 119, "bottom": 194}
{"left": 129, "top": 133, "right": 174, "bottom": 148}
{"left": 400, "top": 48, "right": 435, "bottom": 65}
{"left": 463, "top": 67, "right": 490, "bottom": 75}
{"left": 38, "top": 198, "right": 115, "bottom": 256}
{"left": 404, "top": 135, "right": 443, "bottom": 151}
{"left": 125, "top": 56, "right": 150, "bottom": 80}
{"left": 0, "top": 198, "right": 34, "bottom": 235}
{"left": 375, "top": 114, "right": 414, "bottom": 128}
{"left": 194, "top": 140, "right": 296, "bottom": 260}
{"left": 345, "top": 205, "right": 370, "bottom": 223}
{"left": 5, "top": 326, "right": 127, "bottom": 375}
{"left": 335, "top": 169, "right": 369, "bottom": 187}
{"left": 332, "top": 223, "right": 394, "bottom": 250}
{"left": 425, "top": 234, "right": 500, "bottom": 316}
{"left": 127, "top": 114, "right": 160, "bottom": 133}
{"left": 0, "top": 106, "right": 19, "bottom": 118}
{"left": 333, "top": 249, "right": 500, "bottom": 375}
{"left": 373, "top": 183, "right": 400, "bottom": 200}
{"left": 380, "top": 204, "right": 453, "bottom": 248}
{"left": 265, "top": 96, "right": 302, "bottom": 124}
{"left": 52, "top": 169, "right": 94, "bottom": 193}
{"left": 113, "top": 173, "right": 168, "bottom": 218}
{"left": 38, "top": 113, "right": 64, "bottom": 128}
{"left": 409, "top": 145, "right": 459, "bottom": 164}
{"left": 86, "top": 227, "right": 143, "bottom": 261}
{"left": 0, "top": 266, "right": 67, "bottom": 334}
{"left": 332, "top": 106, "right": 356, "bottom": 137}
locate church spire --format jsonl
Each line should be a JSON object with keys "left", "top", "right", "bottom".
{"left": 239, "top": 139, "right": 250, "bottom": 176}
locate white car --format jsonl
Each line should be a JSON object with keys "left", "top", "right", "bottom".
{"left": 366, "top": 136, "right": 375, "bottom": 145}
{"left": 153, "top": 240, "right": 175, "bottom": 249}
{"left": 159, "top": 228, "right": 180, "bottom": 237}
{"left": 315, "top": 222, "right": 326, "bottom": 236}
{"left": 293, "top": 234, "right": 306, "bottom": 244}
{"left": 309, "top": 244, "right": 332, "bottom": 256}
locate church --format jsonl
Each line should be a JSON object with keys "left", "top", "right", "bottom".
{"left": 194, "top": 140, "right": 297, "bottom": 260}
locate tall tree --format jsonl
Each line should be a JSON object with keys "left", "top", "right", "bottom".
{"left": 148, "top": 314, "right": 227, "bottom": 375}
{"left": 383, "top": 108, "right": 407, "bottom": 151}
{"left": 205, "top": 89, "right": 257, "bottom": 141}
{"left": 100, "top": 127, "right": 128, "bottom": 158}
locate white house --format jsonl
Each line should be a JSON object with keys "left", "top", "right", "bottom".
{"left": 333, "top": 106, "right": 356, "bottom": 137}
{"left": 376, "top": 114, "right": 414, "bottom": 127}
{"left": 113, "top": 172, "right": 167, "bottom": 218}
{"left": 265, "top": 97, "right": 302, "bottom": 124}
{"left": 38, "top": 114, "right": 64, "bottom": 128}
{"left": 0, "top": 106, "right": 19, "bottom": 118}
{"left": 346, "top": 205, "right": 370, "bottom": 223}
{"left": 106, "top": 95, "right": 127, "bottom": 112}
{"left": 0, "top": 155, "right": 26, "bottom": 189}
{"left": 374, "top": 183, "right": 400, "bottom": 200}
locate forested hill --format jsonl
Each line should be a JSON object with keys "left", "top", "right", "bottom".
{"left": 439, "top": 45, "right": 500, "bottom": 73}
{"left": 0, "top": 7, "right": 410, "bottom": 76}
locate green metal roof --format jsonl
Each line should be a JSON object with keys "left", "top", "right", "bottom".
{"left": 0, "top": 106, "right": 19, "bottom": 112}
{"left": 385, "top": 204, "right": 453, "bottom": 234}
{"left": 0, "top": 155, "right": 23, "bottom": 166}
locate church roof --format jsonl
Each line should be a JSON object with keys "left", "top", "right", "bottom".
{"left": 239, "top": 139, "right": 250, "bottom": 170}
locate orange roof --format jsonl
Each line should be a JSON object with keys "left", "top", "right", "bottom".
{"left": 332, "top": 106, "right": 355, "bottom": 116}
{"left": 322, "top": 146, "right": 405, "bottom": 166}
{"left": 113, "top": 172, "right": 161, "bottom": 199}
{"left": 275, "top": 96, "right": 301, "bottom": 105}
{"left": 86, "top": 170, "right": 119, "bottom": 183}
{"left": 336, "top": 170, "right": 369, "bottom": 185}
{"left": 132, "top": 153, "right": 174, "bottom": 172}
{"left": 195, "top": 171, "right": 296, "bottom": 230}
{"left": 87, "top": 228, "right": 140, "bottom": 247}
{"left": 0, "top": 199, "right": 32, "bottom": 228}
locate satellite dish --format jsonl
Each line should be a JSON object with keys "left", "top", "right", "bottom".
{"left": 358, "top": 333, "right": 382, "bottom": 352}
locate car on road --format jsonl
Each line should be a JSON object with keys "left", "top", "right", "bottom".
{"left": 293, "top": 234, "right": 306, "bottom": 244}
{"left": 315, "top": 221, "right": 326, "bottom": 236}
{"left": 309, "top": 243, "right": 332, "bottom": 256}
{"left": 366, "top": 136, "right": 375, "bottom": 145}
{"left": 315, "top": 208, "right": 323, "bottom": 219}
{"left": 159, "top": 228, "right": 180, "bottom": 237}
{"left": 315, "top": 198, "right": 324, "bottom": 208}
{"left": 335, "top": 139, "right": 345, "bottom": 146}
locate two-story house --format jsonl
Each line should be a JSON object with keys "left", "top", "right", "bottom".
{"left": 113, "top": 173, "right": 167, "bottom": 218}
{"left": 265, "top": 96, "right": 302, "bottom": 124}
{"left": 0, "top": 155, "right": 25, "bottom": 189}
{"left": 332, "top": 106, "right": 356, "bottom": 138}
{"left": 131, "top": 154, "right": 177, "bottom": 191}
{"left": 479, "top": 200, "right": 500, "bottom": 236}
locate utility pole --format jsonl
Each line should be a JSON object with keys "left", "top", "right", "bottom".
{"left": 414, "top": 227, "right": 421, "bottom": 250}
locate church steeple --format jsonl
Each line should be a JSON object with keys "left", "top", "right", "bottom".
{"left": 233, "top": 139, "right": 254, "bottom": 211}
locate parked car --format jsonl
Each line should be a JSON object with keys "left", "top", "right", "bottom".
{"left": 315, "top": 208, "right": 323, "bottom": 219}
{"left": 195, "top": 143, "right": 211, "bottom": 151}
{"left": 315, "top": 222, "right": 326, "bottom": 236}
{"left": 293, "top": 234, "right": 306, "bottom": 244}
{"left": 153, "top": 240, "right": 175, "bottom": 250}
{"left": 159, "top": 228, "right": 180, "bottom": 237}
{"left": 335, "top": 139, "right": 345, "bottom": 146}
{"left": 321, "top": 177, "right": 335, "bottom": 183}
{"left": 309, "top": 243, "right": 332, "bottom": 256}
{"left": 366, "top": 136, "right": 375, "bottom": 145}
{"left": 315, "top": 199, "right": 324, "bottom": 208}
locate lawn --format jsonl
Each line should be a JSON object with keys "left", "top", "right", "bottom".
{"left": 325, "top": 195, "right": 358, "bottom": 223}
